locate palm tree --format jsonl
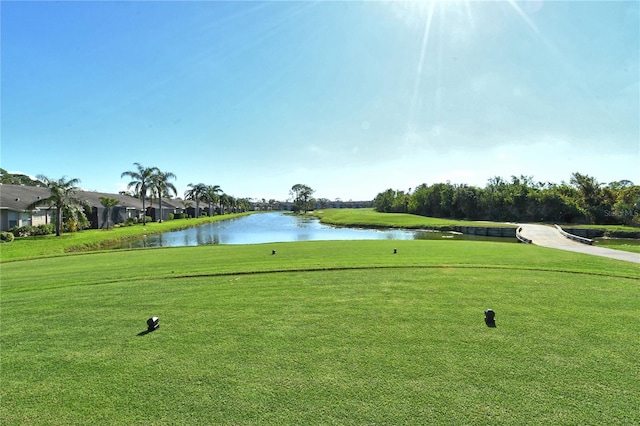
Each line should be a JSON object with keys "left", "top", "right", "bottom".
{"left": 151, "top": 169, "right": 177, "bottom": 222}
{"left": 182, "top": 200, "right": 193, "bottom": 218}
{"left": 229, "top": 195, "right": 238, "bottom": 213}
{"left": 121, "top": 163, "right": 159, "bottom": 225}
{"left": 99, "top": 196, "right": 119, "bottom": 229}
{"left": 219, "top": 193, "right": 230, "bottom": 215}
{"left": 28, "top": 175, "right": 85, "bottom": 236}
{"left": 236, "top": 197, "right": 251, "bottom": 212}
{"left": 203, "top": 185, "right": 223, "bottom": 216}
{"left": 184, "top": 183, "right": 207, "bottom": 218}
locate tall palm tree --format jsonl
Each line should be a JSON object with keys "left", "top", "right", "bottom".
{"left": 99, "top": 196, "right": 119, "bottom": 230}
{"left": 182, "top": 200, "right": 193, "bottom": 215}
{"left": 204, "top": 185, "right": 223, "bottom": 216}
{"left": 151, "top": 169, "right": 177, "bottom": 222}
{"left": 28, "top": 175, "right": 85, "bottom": 236}
{"left": 236, "top": 197, "right": 251, "bottom": 212}
{"left": 219, "top": 193, "right": 230, "bottom": 215}
{"left": 121, "top": 163, "right": 159, "bottom": 225}
{"left": 184, "top": 183, "right": 207, "bottom": 218}
{"left": 228, "top": 195, "right": 238, "bottom": 213}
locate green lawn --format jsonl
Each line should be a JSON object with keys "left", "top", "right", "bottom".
{"left": 2, "top": 240, "right": 639, "bottom": 424}
{"left": 314, "top": 209, "right": 640, "bottom": 254}
{"left": 593, "top": 238, "right": 640, "bottom": 254}
{"left": 0, "top": 212, "right": 251, "bottom": 262}
{"left": 313, "top": 208, "right": 518, "bottom": 229}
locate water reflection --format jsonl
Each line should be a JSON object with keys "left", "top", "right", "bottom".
{"left": 114, "top": 212, "right": 516, "bottom": 249}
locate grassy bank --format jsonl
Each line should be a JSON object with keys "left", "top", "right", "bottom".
{"left": 2, "top": 240, "right": 639, "bottom": 424}
{"left": 313, "top": 208, "right": 517, "bottom": 230}
{"left": 314, "top": 209, "right": 640, "bottom": 253}
{"left": 593, "top": 237, "right": 640, "bottom": 254}
{"left": 0, "top": 212, "right": 251, "bottom": 262}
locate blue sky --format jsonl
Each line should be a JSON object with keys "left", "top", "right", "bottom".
{"left": 2, "top": 0, "right": 638, "bottom": 201}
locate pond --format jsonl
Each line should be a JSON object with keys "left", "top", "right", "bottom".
{"left": 115, "top": 212, "right": 517, "bottom": 249}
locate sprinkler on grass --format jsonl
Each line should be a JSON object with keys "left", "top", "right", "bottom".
{"left": 147, "top": 316, "right": 160, "bottom": 332}
{"left": 484, "top": 309, "right": 496, "bottom": 327}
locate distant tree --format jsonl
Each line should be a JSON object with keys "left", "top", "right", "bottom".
{"left": 531, "top": 183, "right": 582, "bottom": 223}
{"left": 570, "top": 172, "right": 601, "bottom": 203}
{"left": 290, "top": 184, "right": 315, "bottom": 213}
{"left": 390, "top": 189, "right": 410, "bottom": 213}
{"left": 611, "top": 184, "right": 640, "bottom": 225}
{"left": 203, "top": 185, "right": 223, "bottom": 216}
{"left": 99, "top": 196, "right": 119, "bottom": 229}
{"left": 570, "top": 172, "right": 604, "bottom": 223}
{"left": 317, "top": 198, "right": 330, "bottom": 209}
{"left": 182, "top": 200, "right": 193, "bottom": 217}
{"left": 607, "top": 180, "right": 634, "bottom": 191}
{"left": 184, "top": 183, "right": 207, "bottom": 217}
{"left": 226, "top": 195, "right": 237, "bottom": 213}
{"left": 483, "top": 176, "right": 509, "bottom": 221}
{"left": 451, "top": 184, "right": 482, "bottom": 219}
{"left": 0, "top": 168, "right": 44, "bottom": 186}
{"left": 151, "top": 169, "right": 177, "bottom": 222}
{"left": 219, "top": 193, "right": 230, "bottom": 214}
{"left": 503, "top": 175, "right": 536, "bottom": 221}
{"left": 236, "top": 197, "right": 251, "bottom": 212}
{"left": 27, "top": 175, "right": 87, "bottom": 236}
{"left": 373, "top": 189, "right": 398, "bottom": 213}
{"left": 375, "top": 173, "right": 637, "bottom": 225}
{"left": 121, "top": 163, "right": 159, "bottom": 225}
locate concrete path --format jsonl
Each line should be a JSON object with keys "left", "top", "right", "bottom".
{"left": 518, "top": 224, "right": 640, "bottom": 264}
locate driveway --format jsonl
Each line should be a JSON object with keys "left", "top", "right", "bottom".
{"left": 518, "top": 224, "right": 640, "bottom": 264}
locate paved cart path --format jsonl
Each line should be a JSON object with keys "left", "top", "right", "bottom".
{"left": 518, "top": 224, "right": 640, "bottom": 264}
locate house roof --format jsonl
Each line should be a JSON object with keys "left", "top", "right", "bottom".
{"left": 0, "top": 185, "right": 52, "bottom": 211}
{"left": 151, "top": 197, "right": 185, "bottom": 209}
{"left": 0, "top": 184, "right": 145, "bottom": 211}
{"left": 78, "top": 190, "right": 145, "bottom": 210}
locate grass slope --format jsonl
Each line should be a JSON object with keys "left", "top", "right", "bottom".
{"left": 594, "top": 240, "right": 640, "bottom": 254}
{"left": 314, "top": 208, "right": 516, "bottom": 229}
{"left": 0, "top": 213, "right": 251, "bottom": 262}
{"left": 315, "top": 209, "right": 640, "bottom": 254}
{"left": 2, "top": 240, "right": 639, "bottom": 424}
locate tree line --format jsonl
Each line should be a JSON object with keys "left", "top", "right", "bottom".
{"left": 1, "top": 164, "right": 252, "bottom": 236}
{"left": 119, "top": 163, "right": 251, "bottom": 218}
{"left": 373, "top": 173, "right": 639, "bottom": 226}
{"left": 120, "top": 162, "right": 250, "bottom": 224}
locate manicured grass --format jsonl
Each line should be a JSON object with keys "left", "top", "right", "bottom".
{"left": 2, "top": 240, "right": 639, "bottom": 424}
{"left": 0, "top": 212, "right": 251, "bottom": 262}
{"left": 566, "top": 223, "right": 640, "bottom": 233}
{"left": 593, "top": 238, "right": 640, "bottom": 254}
{"left": 313, "top": 208, "right": 518, "bottom": 230}
{"left": 315, "top": 209, "right": 640, "bottom": 253}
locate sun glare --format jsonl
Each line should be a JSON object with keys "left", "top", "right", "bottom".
{"left": 386, "top": 0, "right": 546, "bottom": 148}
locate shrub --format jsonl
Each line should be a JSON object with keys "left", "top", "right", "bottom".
{"left": 1, "top": 231, "right": 14, "bottom": 242}
{"left": 169, "top": 213, "right": 175, "bottom": 220}
{"left": 125, "top": 218, "right": 137, "bottom": 226}
{"left": 9, "top": 225, "right": 55, "bottom": 237}
{"left": 144, "top": 216, "right": 153, "bottom": 224}
{"left": 173, "top": 213, "right": 185, "bottom": 219}
{"left": 34, "top": 224, "right": 55, "bottom": 235}
{"left": 10, "top": 226, "right": 31, "bottom": 237}
{"left": 63, "top": 219, "right": 79, "bottom": 233}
